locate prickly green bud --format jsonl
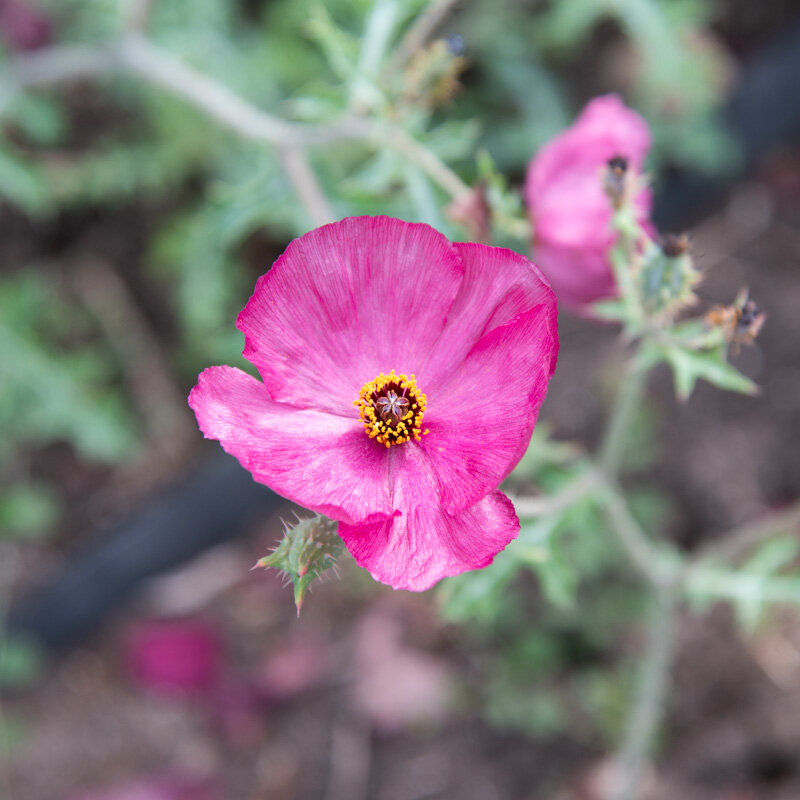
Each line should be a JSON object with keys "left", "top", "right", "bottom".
{"left": 638, "top": 234, "right": 700, "bottom": 319}
{"left": 254, "top": 515, "right": 343, "bottom": 614}
{"left": 403, "top": 38, "right": 467, "bottom": 109}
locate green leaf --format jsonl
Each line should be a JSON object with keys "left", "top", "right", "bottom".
{"left": 660, "top": 343, "right": 758, "bottom": 400}
{"left": 0, "top": 637, "right": 42, "bottom": 689}
{"left": 0, "top": 274, "right": 138, "bottom": 463}
{"left": 306, "top": 5, "right": 360, "bottom": 82}
{"left": 591, "top": 299, "right": 626, "bottom": 322}
{"left": 0, "top": 485, "right": 58, "bottom": 538}
{"left": 438, "top": 549, "right": 520, "bottom": 628}
{"left": 3, "top": 93, "right": 66, "bottom": 146}
{"left": 511, "top": 425, "right": 581, "bottom": 481}
{"left": 686, "top": 535, "right": 800, "bottom": 629}
{"left": 254, "top": 515, "right": 344, "bottom": 612}
{"left": 0, "top": 146, "right": 47, "bottom": 213}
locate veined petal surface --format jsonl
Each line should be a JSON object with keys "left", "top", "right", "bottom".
{"left": 237, "top": 216, "right": 464, "bottom": 414}
{"left": 190, "top": 366, "right": 395, "bottom": 525}
{"left": 421, "top": 303, "right": 558, "bottom": 514}
{"left": 339, "top": 491, "right": 519, "bottom": 591}
{"left": 421, "top": 242, "right": 557, "bottom": 387}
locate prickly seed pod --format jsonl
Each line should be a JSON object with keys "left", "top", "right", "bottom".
{"left": 403, "top": 38, "right": 467, "bottom": 109}
{"left": 445, "top": 33, "right": 466, "bottom": 57}
{"left": 638, "top": 233, "right": 701, "bottom": 318}
{"left": 254, "top": 515, "right": 343, "bottom": 613}
{"left": 603, "top": 155, "right": 630, "bottom": 210}
{"left": 660, "top": 233, "right": 689, "bottom": 258}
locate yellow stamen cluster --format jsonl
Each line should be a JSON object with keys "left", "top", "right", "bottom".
{"left": 355, "top": 370, "right": 429, "bottom": 448}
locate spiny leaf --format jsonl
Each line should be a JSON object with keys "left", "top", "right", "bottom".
{"left": 254, "top": 515, "right": 344, "bottom": 613}
{"left": 644, "top": 342, "right": 759, "bottom": 400}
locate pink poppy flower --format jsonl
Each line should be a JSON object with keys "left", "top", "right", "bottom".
{"left": 525, "top": 94, "right": 652, "bottom": 310}
{"left": 189, "top": 216, "right": 558, "bottom": 591}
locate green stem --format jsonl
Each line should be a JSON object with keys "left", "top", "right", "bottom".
{"left": 611, "top": 583, "right": 678, "bottom": 800}
{"left": 598, "top": 355, "right": 647, "bottom": 479}
{"left": 596, "top": 476, "right": 678, "bottom": 588}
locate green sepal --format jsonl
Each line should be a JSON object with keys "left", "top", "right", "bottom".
{"left": 642, "top": 341, "right": 758, "bottom": 400}
{"left": 254, "top": 514, "right": 344, "bottom": 613}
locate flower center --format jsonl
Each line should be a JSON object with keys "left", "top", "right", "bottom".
{"left": 355, "top": 370, "right": 429, "bottom": 448}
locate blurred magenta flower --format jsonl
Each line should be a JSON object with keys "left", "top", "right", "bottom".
{"left": 525, "top": 95, "right": 652, "bottom": 309}
{"left": 190, "top": 216, "right": 558, "bottom": 590}
{"left": 125, "top": 619, "right": 222, "bottom": 696}
{"left": 0, "top": 0, "right": 51, "bottom": 51}
{"left": 67, "top": 775, "right": 219, "bottom": 800}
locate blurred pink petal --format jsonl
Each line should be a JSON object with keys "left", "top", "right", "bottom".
{"left": 0, "top": 0, "right": 51, "bottom": 50}
{"left": 257, "top": 638, "right": 328, "bottom": 702}
{"left": 207, "top": 680, "right": 267, "bottom": 746}
{"left": 525, "top": 94, "right": 652, "bottom": 310}
{"left": 125, "top": 619, "right": 223, "bottom": 697}
{"left": 67, "top": 775, "right": 220, "bottom": 800}
{"left": 351, "top": 605, "right": 454, "bottom": 733}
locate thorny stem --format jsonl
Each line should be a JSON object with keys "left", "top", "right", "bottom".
{"left": 278, "top": 145, "right": 337, "bottom": 227}
{"left": 595, "top": 473, "right": 679, "bottom": 589}
{"left": 4, "top": 34, "right": 472, "bottom": 226}
{"left": 611, "top": 583, "right": 678, "bottom": 800}
{"left": 511, "top": 471, "right": 601, "bottom": 519}
{"left": 686, "top": 499, "right": 800, "bottom": 576}
{"left": 597, "top": 353, "right": 648, "bottom": 479}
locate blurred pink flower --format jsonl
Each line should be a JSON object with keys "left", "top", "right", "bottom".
{"left": 525, "top": 94, "right": 652, "bottom": 310}
{"left": 190, "top": 216, "right": 558, "bottom": 590}
{"left": 0, "top": 0, "right": 51, "bottom": 51}
{"left": 125, "top": 619, "right": 222, "bottom": 696}
{"left": 257, "top": 638, "right": 328, "bottom": 702}
{"left": 67, "top": 775, "right": 219, "bottom": 800}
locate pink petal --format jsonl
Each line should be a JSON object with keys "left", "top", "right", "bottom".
{"left": 420, "top": 242, "right": 557, "bottom": 385}
{"left": 527, "top": 95, "right": 651, "bottom": 213}
{"left": 189, "top": 366, "right": 395, "bottom": 525}
{"left": 125, "top": 619, "right": 222, "bottom": 697}
{"left": 67, "top": 775, "right": 220, "bottom": 800}
{"left": 237, "top": 216, "right": 464, "bottom": 414}
{"left": 525, "top": 95, "right": 653, "bottom": 308}
{"left": 339, "top": 490, "right": 519, "bottom": 591}
{"left": 533, "top": 239, "right": 616, "bottom": 310}
{"left": 0, "top": 0, "right": 52, "bottom": 51}
{"left": 420, "top": 302, "right": 558, "bottom": 514}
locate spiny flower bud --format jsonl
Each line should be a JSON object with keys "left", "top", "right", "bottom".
{"left": 660, "top": 232, "right": 689, "bottom": 258}
{"left": 603, "top": 155, "right": 631, "bottom": 210}
{"left": 254, "top": 515, "right": 343, "bottom": 613}
{"left": 706, "top": 288, "right": 766, "bottom": 355}
{"left": 403, "top": 38, "right": 467, "bottom": 109}
{"left": 444, "top": 33, "right": 466, "bottom": 57}
{"left": 638, "top": 233, "right": 700, "bottom": 318}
